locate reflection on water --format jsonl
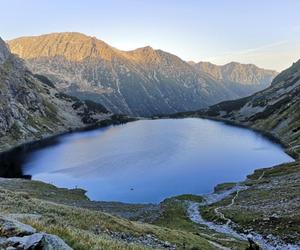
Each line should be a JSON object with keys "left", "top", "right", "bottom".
{"left": 20, "top": 118, "right": 292, "bottom": 203}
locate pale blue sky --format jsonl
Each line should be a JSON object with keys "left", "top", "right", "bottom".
{"left": 2, "top": 0, "right": 300, "bottom": 71}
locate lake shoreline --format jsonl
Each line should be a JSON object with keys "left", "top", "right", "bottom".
{"left": 0, "top": 114, "right": 298, "bottom": 247}
{"left": 0, "top": 116, "right": 294, "bottom": 205}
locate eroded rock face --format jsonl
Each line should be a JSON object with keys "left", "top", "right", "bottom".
{"left": 0, "top": 216, "right": 72, "bottom": 250}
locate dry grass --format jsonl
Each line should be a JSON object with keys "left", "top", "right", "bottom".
{"left": 0, "top": 182, "right": 217, "bottom": 250}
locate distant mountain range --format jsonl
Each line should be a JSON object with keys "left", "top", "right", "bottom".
{"left": 8, "top": 32, "right": 278, "bottom": 116}
{"left": 191, "top": 61, "right": 276, "bottom": 86}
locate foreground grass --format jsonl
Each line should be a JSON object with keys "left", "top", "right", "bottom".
{"left": 0, "top": 180, "right": 220, "bottom": 250}
{"left": 2, "top": 162, "right": 298, "bottom": 248}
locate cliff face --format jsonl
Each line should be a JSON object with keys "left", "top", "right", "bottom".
{"left": 8, "top": 33, "right": 276, "bottom": 117}
{"left": 0, "top": 36, "right": 110, "bottom": 152}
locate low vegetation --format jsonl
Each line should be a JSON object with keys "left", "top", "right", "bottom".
{"left": 0, "top": 178, "right": 245, "bottom": 249}
{"left": 153, "top": 196, "right": 247, "bottom": 249}
{"left": 200, "top": 161, "right": 300, "bottom": 244}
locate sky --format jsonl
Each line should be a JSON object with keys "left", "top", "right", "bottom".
{"left": 2, "top": 0, "right": 300, "bottom": 71}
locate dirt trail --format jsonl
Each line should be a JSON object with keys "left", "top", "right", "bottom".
{"left": 186, "top": 183, "right": 300, "bottom": 250}
{"left": 214, "top": 189, "right": 241, "bottom": 226}
{"left": 213, "top": 171, "right": 265, "bottom": 227}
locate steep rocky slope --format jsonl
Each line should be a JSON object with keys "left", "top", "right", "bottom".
{"left": 175, "top": 59, "right": 300, "bottom": 158}
{"left": 192, "top": 61, "right": 277, "bottom": 97}
{"left": 8, "top": 32, "right": 276, "bottom": 116}
{"left": 0, "top": 37, "right": 111, "bottom": 152}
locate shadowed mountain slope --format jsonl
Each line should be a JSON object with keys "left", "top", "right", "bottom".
{"left": 0, "top": 36, "right": 110, "bottom": 152}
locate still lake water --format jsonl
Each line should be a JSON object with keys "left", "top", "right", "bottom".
{"left": 22, "top": 118, "right": 293, "bottom": 203}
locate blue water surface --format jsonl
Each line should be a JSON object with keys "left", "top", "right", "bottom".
{"left": 23, "top": 118, "right": 293, "bottom": 203}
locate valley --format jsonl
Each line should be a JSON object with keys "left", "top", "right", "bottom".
{"left": 0, "top": 27, "right": 299, "bottom": 249}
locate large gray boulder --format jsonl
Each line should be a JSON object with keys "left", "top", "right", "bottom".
{"left": 6, "top": 233, "right": 73, "bottom": 250}
{"left": 0, "top": 216, "right": 36, "bottom": 237}
{"left": 0, "top": 216, "right": 72, "bottom": 249}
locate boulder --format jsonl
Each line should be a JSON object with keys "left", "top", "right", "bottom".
{"left": 0, "top": 216, "right": 36, "bottom": 237}
{"left": 5, "top": 233, "right": 73, "bottom": 250}
{"left": 0, "top": 216, "right": 72, "bottom": 249}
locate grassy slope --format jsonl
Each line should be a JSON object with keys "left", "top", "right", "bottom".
{"left": 0, "top": 178, "right": 220, "bottom": 250}
{"left": 200, "top": 161, "right": 300, "bottom": 244}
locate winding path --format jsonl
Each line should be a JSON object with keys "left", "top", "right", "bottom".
{"left": 214, "top": 189, "right": 241, "bottom": 226}
{"left": 186, "top": 183, "right": 300, "bottom": 250}
{"left": 214, "top": 171, "right": 265, "bottom": 227}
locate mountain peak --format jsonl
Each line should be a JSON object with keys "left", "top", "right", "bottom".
{"left": 139, "top": 45, "right": 154, "bottom": 51}
{"left": 222, "top": 61, "right": 258, "bottom": 70}
{"left": 127, "top": 45, "right": 156, "bottom": 54}
{"left": 8, "top": 32, "right": 119, "bottom": 61}
{"left": 187, "top": 61, "right": 196, "bottom": 65}
{"left": 126, "top": 45, "right": 161, "bottom": 63}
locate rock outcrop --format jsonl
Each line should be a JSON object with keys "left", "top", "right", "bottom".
{"left": 0, "top": 216, "right": 72, "bottom": 249}
{"left": 0, "top": 216, "right": 36, "bottom": 237}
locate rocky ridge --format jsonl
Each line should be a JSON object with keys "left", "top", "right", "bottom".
{"left": 8, "top": 32, "right": 277, "bottom": 116}
{"left": 193, "top": 61, "right": 277, "bottom": 86}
